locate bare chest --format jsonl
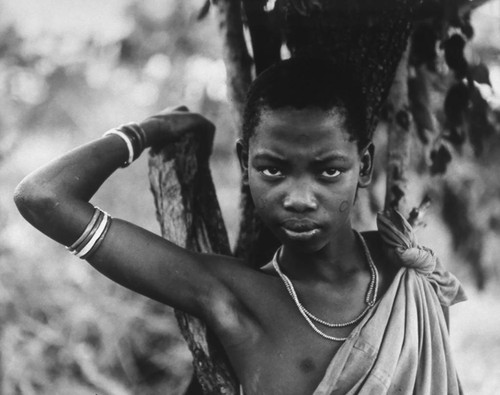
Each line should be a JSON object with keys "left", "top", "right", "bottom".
{"left": 225, "top": 283, "right": 368, "bottom": 395}
{"left": 235, "top": 317, "right": 349, "bottom": 395}
{"left": 216, "top": 236, "right": 393, "bottom": 394}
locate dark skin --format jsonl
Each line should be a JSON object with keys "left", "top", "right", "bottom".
{"left": 14, "top": 105, "right": 396, "bottom": 395}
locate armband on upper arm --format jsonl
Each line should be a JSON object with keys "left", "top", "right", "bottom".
{"left": 66, "top": 206, "right": 112, "bottom": 259}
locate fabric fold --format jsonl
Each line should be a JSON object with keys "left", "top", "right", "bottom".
{"left": 377, "top": 209, "right": 466, "bottom": 306}
{"left": 312, "top": 210, "right": 466, "bottom": 395}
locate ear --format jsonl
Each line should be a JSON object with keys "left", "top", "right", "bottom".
{"left": 236, "top": 139, "right": 249, "bottom": 184}
{"left": 358, "top": 141, "right": 374, "bottom": 188}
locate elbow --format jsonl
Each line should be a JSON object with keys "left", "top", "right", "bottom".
{"left": 14, "top": 176, "right": 59, "bottom": 226}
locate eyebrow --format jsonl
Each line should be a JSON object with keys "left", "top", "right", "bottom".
{"left": 313, "top": 153, "right": 350, "bottom": 163}
{"left": 253, "top": 151, "right": 351, "bottom": 164}
{"left": 252, "top": 151, "right": 287, "bottom": 162}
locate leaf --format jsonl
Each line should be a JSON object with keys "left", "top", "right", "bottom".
{"left": 197, "top": 0, "right": 211, "bottom": 20}
{"left": 446, "top": 127, "right": 467, "bottom": 147}
{"left": 411, "top": 23, "right": 438, "bottom": 70}
{"left": 430, "top": 144, "right": 452, "bottom": 175}
{"left": 443, "top": 34, "right": 468, "bottom": 79}
{"left": 408, "top": 67, "right": 434, "bottom": 144}
{"left": 444, "top": 81, "right": 469, "bottom": 146}
{"left": 119, "top": 38, "right": 136, "bottom": 63}
{"left": 468, "top": 85, "right": 495, "bottom": 156}
{"left": 470, "top": 62, "right": 491, "bottom": 86}
{"left": 443, "top": 80, "right": 495, "bottom": 156}
{"left": 408, "top": 195, "right": 432, "bottom": 229}
{"left": 460, "top": 12, "right": 474, "bottom": 39}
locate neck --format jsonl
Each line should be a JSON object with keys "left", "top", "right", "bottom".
{"left": 279, "top": 228, "right": 366, "bottom": 283}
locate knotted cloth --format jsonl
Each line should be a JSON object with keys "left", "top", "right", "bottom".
{"left": 313, "top": 210, "right": 466, "bottom": 395}
{"left": 378, "top": 209, "right": 466, "bottom": 306}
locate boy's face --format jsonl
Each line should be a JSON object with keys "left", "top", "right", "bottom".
{"left": 237, "top": 106, "right": 373, "bottom": 253}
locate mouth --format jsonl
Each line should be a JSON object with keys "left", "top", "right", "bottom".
{"left": 281, "top": 227, "right": 321, "bottom": 241}
{"left": 280, "top": 219, "right": 321, "bottom": 241}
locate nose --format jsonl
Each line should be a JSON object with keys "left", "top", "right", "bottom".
{"left": 283, "top": 181, "right": 318, "bottom": 213}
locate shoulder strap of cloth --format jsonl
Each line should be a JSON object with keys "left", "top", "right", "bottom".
{"left": 377, "top": 209, "right": 467, "bottom": 306}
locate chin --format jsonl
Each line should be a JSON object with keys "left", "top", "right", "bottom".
{"left": 280, "top": 234, "right": 329, "bottom": 254}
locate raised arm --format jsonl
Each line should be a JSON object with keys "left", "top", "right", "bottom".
{"left": 13, "top": 107, "right": 240, "bottom": 319}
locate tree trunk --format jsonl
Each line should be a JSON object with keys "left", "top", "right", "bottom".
{"left": 148, "top": 131, "right": 237, "bottom": 394}
{"left": 384, "top": 43, "right": 412, "bottom": 213}
{"left": 213, "top": 0, "right": 253, "bottom": 129}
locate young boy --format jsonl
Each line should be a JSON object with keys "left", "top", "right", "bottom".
{"left": 14, "top": 57, "right": 465, "bottom": 395}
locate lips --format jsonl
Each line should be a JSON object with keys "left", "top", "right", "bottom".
{"left": 281, "top": 219, "right": 321, "bottom": 241}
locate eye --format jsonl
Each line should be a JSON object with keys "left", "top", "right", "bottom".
{"left": 321, "top": 168, "right": 341, "bottom": 178}
{"left": 261, "top": 167, "right": 283, "bottom": 177}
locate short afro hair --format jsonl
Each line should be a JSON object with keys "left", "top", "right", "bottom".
{"left": 242, "top": 56, "right": 368, "bottom": 149}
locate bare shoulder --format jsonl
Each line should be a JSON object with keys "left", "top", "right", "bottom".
{"left": 361, "top": 230, "right": 398, "bottom": 297}
{"left": 201, "top": 253, "right": 279, "bottom": 329}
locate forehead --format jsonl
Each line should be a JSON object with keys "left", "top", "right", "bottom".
{"left": 250, "top": 107, "right": 356, "bottom": 157}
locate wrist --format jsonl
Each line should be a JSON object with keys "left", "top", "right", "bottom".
{"left": 138, "top": 117, "right": 163, "bottom": 148}
{"left": 102, "top": 122, "right": 147, "bottom": 167}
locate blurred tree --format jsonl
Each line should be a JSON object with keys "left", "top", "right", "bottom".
{"left": 0, "top": 0, "right": 498, "bottom": 393}
{"left": 0, "top": 1, "right": 229, "bottom": 393}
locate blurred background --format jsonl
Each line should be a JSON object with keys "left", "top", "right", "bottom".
{"left": 0, "top": 0, "right": 499, "bottom": 394}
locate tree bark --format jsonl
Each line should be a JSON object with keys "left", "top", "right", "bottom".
{"left": 148, "top": 131, "right": 237, "bottom": 394}
{"left": 384, "top": 43, "right": 412, "bottom": 213}
{"left": 213, "top": 0, "right": 253, "bottom": 129}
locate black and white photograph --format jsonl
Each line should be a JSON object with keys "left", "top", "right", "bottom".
{"left": 1, "top": 0, "right": 500, "bottom": 394}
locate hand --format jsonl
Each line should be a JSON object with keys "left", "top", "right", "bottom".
{"left": 139, "top": 105, "right": 215, "bottom": 148}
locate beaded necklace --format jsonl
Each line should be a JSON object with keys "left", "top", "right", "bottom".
{"left": 272, "top": 231, "right": 379, "bottom": 342}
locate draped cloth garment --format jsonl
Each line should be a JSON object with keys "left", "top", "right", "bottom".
{"left": 312, "top": 210, "right": 467, "bottom": 395}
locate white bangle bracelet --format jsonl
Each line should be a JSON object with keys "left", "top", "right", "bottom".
{"left": 103, "top": 129, "right": 135, "bottom": 167}
{"left": 66, "top": 208, "right": 101, "bottom": 252}
{"left": 76, "top": 212, "right": 110, "bottom": 258}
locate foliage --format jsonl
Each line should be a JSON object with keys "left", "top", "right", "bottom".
{"left": 0, "top": 245, "right": 190, "bottom": 394}
{"left": 0, "top": 1, "right": 500, "bottom": 394}
{"left": 0, "top": 0, "right": 234, "bottom": 393}
{"left": 408, "top": 6, "right": 500, "bottom": 173}
{"left": 403, "top": 3, "right": 500, "bottom": 288}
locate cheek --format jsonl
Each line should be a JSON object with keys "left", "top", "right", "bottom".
{"left": 253, "top": 195, "right": 268, "bottom": 211}
{"left": 248, "top": 178, "right": 281, "bottom": 223}
{"left": 339, "top": 200, "right": 350, "bottom": 213}
{"left": 248, "top": 176, "right": 269, "bottom": 209}
{"left": 251, "top": 194, "right": 275, "bottom": 226}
